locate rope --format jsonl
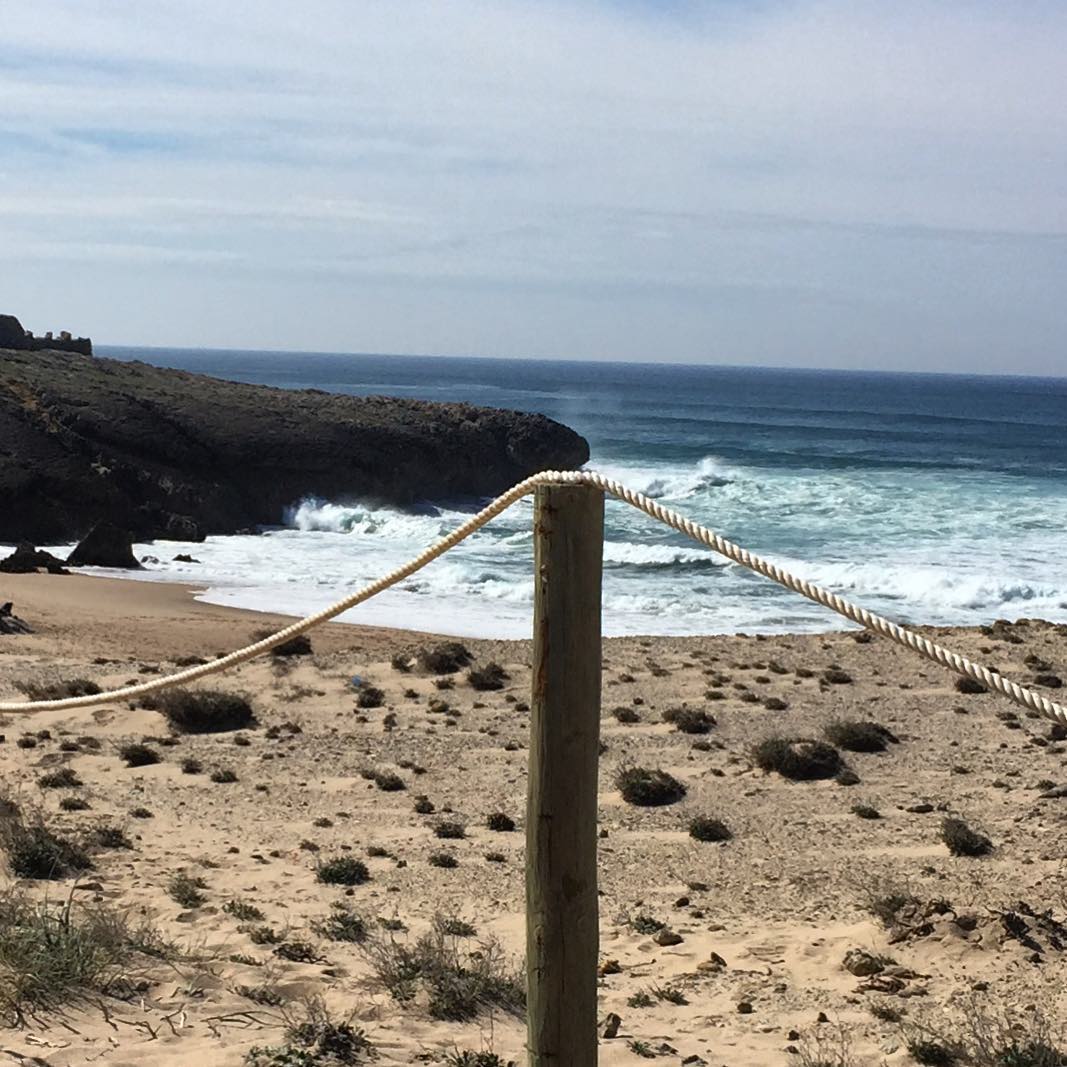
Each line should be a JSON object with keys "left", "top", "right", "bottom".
{"left": 2, "top": 470, "right": 1064, "bottom": 727}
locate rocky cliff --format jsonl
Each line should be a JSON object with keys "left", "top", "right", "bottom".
{"left": 0, "top": 348, "right": 590, "bottom": 543}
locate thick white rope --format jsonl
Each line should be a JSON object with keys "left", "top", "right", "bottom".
{"left": 2, "top": 470, "right": 1064, "bottom": 726}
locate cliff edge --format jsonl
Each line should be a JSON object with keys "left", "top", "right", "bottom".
{"left": 0, "top": 348, "right": 590, "bottom": 543}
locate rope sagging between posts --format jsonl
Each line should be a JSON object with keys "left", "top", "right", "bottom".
{"left": 2, "top": 469, "right": 1065, "bottom": 726}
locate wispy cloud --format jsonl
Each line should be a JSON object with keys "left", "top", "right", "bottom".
{"left": 1, "top": 1, "right": 1065, "bottom": 372}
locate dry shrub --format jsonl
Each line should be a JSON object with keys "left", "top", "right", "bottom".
{"left": 157, "top": 689, "right": 256, "bottom": 733}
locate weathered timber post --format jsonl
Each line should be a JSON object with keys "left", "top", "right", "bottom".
{"left": 527, "top": 481, "right": 604, "bottom": 1067}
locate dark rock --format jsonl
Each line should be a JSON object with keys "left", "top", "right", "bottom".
{"left": 0, "top": 314, "right": 26, "bottom": 349}
{"left": 173, "top": 554, "right": 200, "bottom": 564}
{"left": 0, "top": 348, "right": 590, "bottom": 543}
{"left": 0, "top": 542, "right": 69, "bottom": 574}
{"left": 0, "top": 602, "right": 33, "bottom": 634}
{"left": 67, "top": 523, "right": 141, "bottom": 569}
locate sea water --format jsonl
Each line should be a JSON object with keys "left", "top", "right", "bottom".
{"left": 76, "top": 348, "right": 1067, "bottom": 638}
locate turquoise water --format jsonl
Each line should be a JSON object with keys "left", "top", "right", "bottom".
{"left": 92, "top": 347, "right": 1067, "bottom": 637}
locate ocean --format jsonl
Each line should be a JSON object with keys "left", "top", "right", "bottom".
{"left": 81, "top": 347, "right": 1067, "bottom": 638}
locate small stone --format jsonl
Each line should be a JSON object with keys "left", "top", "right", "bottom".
{"left": 906, "top": 802, "right": 934, "bottom": 814}
{"left": 737, "top": 1000, "right": 754, "bottom": 1014}
{"left": 843, "top": 948, "right": 884, "bottom": 977}
{"left": 598, "top": 958, "right": 622, "bottom": 976}
{"left": 654, "top": 928, "right": 684, "bottom": 947}
{"left": 602, "top": 1012, "right": 621, "bottom": 1039}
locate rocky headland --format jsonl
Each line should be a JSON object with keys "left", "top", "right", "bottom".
{"left": 0, "top": 347, "right": 590, "bottom": 544}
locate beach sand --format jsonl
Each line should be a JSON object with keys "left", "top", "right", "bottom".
{"left": 2, "top": 573, "right": 1067, "bottom": 1065}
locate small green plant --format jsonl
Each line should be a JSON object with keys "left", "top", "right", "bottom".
{"left": 362, "top": 915, "right": 523, "bottom": 1021}
{"left": 444, "top": 1052, "right": 515, "bottom": 1067}
{"left": 0, "top": 805, "right": 91, "bottom": 879}
{"left": 168, "top": 872, "right": 207, "bottom": 908}
{"left": 627, "top": 990, "right": 655, "bottom": 1008}
{"left": 223, "top": 899, "right": 265, "bottom": 922}
{"left": 429, "top": 852, "right": 458, "bottom": 869}
{"left": 245, "top": 996, "right": 374, "bottom": 1065}
{"left": 180, "top": 757, "right": 203, "bottom": 774}
{"left": 89, "top": 825, "right": 131, "bottom": 850}
{"left": 311, "top": 903, "right": 367, "bottom": 943}
{"left": 317, "top": 856, "right": 370, "bottom": 886}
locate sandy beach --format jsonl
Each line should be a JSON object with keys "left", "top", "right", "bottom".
{"left": 2, "top": 572, "right": 1067, "bottom": 1065}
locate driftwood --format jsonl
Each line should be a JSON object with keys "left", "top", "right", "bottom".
{"left": 0, "top": 602, "right": 32, "bottom": 635}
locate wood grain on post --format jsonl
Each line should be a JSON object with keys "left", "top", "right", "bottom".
{"left": 527, "top": 482, "right": 604, "bottom": 1067}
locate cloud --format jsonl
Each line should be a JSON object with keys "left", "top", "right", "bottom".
{"left": 1, "top": 0, "right": 1065, "bottom": 372}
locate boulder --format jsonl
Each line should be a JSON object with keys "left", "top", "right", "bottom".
{"left": 66, "top": 523, "right": 141, "bottom": 569}
{"left": 0, "top": 542, "right": 69, "bottom": 574}
{"left": 0, "top": 314, "right": 27, "bottom": 349}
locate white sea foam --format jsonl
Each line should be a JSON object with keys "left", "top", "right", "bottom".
{"left": 46, "top": 452, "right": 1067, "bottom": 639}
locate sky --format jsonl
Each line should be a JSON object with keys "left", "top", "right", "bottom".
{"left": 1, "top": 1, "right": 1066, "bottom": 374}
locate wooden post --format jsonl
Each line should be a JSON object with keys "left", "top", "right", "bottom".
{"left": 527, "top": 482, "right": 604, "bottom": 1067}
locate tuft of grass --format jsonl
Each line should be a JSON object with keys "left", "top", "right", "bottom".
{"left": 18, "top": 679, "right": 101, "bottom": 701}
{"left": 363, "top": 914, "right": 524, "bottom": 1021}
{"left": 612, "top": 706, "right": 641, "bottom": 723}
{"left": 752, "top": 736, "right": 843, "bottom": 780}
{"left": 0, "top": 889, "right": 171, "bottom": 1025}
{"left": 317, "top": 856, "right": 370, "bottom": 886}
{"left": 955, "top": 676, "right": 988, "bottom": 695}
{"left": 823, "top": 720, "right": 897, "bottom": 753}
{"left": 662, "top": 707, "right": 715, "bottom": 735}
{"left": 223, "top": 899, "right": 265, "bottom": 922}
{"left": 157, "top": 689, "right": 256, "bottom": 734}
{"left": 211, "top": 768, "right": 239, "bottom": 783}
{"left": 311, "top": 903, "right": 367, "bottom": 944}
{"left": 941, "top": 817, "right": 992, "bottom": 857}
{"left": 119, "top": 742, "right": 162, "bottom": 768}
{"left": 89, "top": 825, "right": 132, "bottom": 850}
{"left": 689, "top": 816, "right": 732, "bottom": 842}
{"left": 245, "top": 996, "right": 374, "bottom": 1066}
{"left": 168, "top": 872, "right": 207, "bottom": 908}
{"left": 444, "top": 1053, "right": 515, "bottom": 1067}
{"left": 615, "top": 766, "right": 687, "bottom": 806}
{"left": 486, "top": 812, "right": 515, "bottom": 832}
{"left": 372, "top": 770, "right": 405, "bottom": 792}
{"left": 429, "top": 852, "right": 458, "bottom": 869}
{"left": 180, "top": 756, "right": 203, "bottom": 774}
{"left": 59, "top": 796, "right": 90, "bottom": 812}
{"left": 0, "top": 804, "right": 92, "bottom": 879}
{"left": 413, "top": 796, "right": 435, "bottom": 815}
{"left": 255, "top": 630, "right": 312, "bottom": 658}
